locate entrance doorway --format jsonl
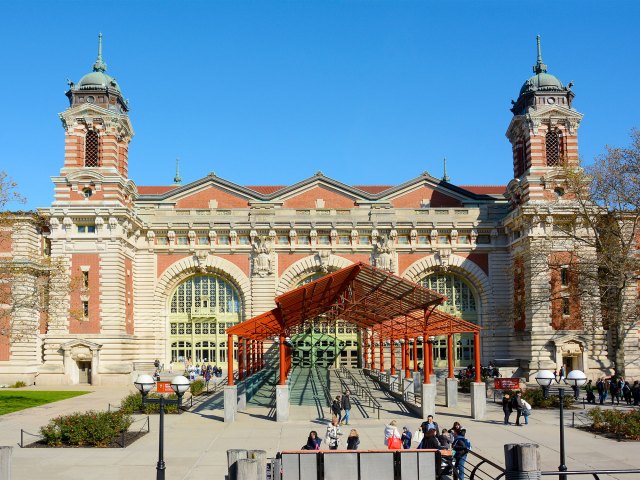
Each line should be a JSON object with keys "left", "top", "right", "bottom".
{"left": 78, "top": 361, "right": 91, "bottom": 384}
{"left": 291, "top": 321, "right": 359, "bottom": 368}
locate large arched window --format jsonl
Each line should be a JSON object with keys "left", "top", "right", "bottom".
{"left": 85, "top": 130, "right": 100, "bottom": 167}
{"left": 168, "top": 275, "right": 242, "bottom": 366}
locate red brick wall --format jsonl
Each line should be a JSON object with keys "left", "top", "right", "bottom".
{"left": 549, "top": 252, "right": 582, "bottom": 330}
{"left": 459, "top": 253, "right": 489, "bottom": 276}
{"left": 175, "top": 187, "right": 250, "bottom": 209}
{"left": 125, "top": 257, "right": 134, "bottom": 335}
{"left": 277, "top": 254, "right": 308, "bottom": 276}
{"left": 69, "top": 254, "right": 101, "bottom": 334}
{"left": 390, "top": 186, "right": 462, "bottom": 208}
{"left": 157, "top": 254, "right": 189, "bottom": 278}
{"left": 283, "top": 186, "right": 357, "bottom": 208}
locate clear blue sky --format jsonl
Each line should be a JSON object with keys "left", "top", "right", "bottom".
{"left": 2, "top": 0, "right": 639, "bottom": 210}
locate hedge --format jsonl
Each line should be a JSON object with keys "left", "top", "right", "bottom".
{"left": 40, "top": 411, "right": 132, "bottom": 447}
{"left": 502, "top": 388, "right": 574, "bottom": 409}
{"left": 119, "top": 392, "right": 180, "bottom": 414}
{"left": 587, "top": 407, "right": 640, "bottom": 440}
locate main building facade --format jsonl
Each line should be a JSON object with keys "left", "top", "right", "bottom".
{"left": 1, "top": 36, "right": 637, "bottom": 386}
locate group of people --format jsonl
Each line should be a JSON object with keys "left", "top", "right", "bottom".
{"left": 302, "top": 417, "right": 360, "bottom": 451}
{"left": 330, "top": 391, "right": 352, "bottom": 425}
{"left": 502, "top": 391, "right": 532, "bottom": 426}
{"left": 587, "top": 377, "right": 640, "bottom": 406}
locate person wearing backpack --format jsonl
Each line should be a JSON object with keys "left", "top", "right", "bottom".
{"left": 522, "top": 398, "right": 532, "bottom": 425}
{"left": 331, "top": 395, "right": 343, "bottom": 424}
{"left": 341, "top": 391, "right": 352, "bottom": 425}
{"left": 452, "top": 429, "right": 471, "bottom": 480}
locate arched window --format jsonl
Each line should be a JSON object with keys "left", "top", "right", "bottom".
{"left": 545, "top": 129, "right": 561, "bottom": 167}
{"left": 420, "top": 273, "right": 477, "bottom": 318}
{"left": 85, "top": 130, "right": 100, "bottom": 167}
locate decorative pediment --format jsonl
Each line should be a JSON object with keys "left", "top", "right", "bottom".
{"left": 60, "top": 339, "right": 102, "bottom": 352}
{"left": 59, "top": 103, "right": 134, "bottom": 139}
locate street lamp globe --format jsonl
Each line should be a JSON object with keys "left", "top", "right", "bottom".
{"left": 565, "top": 370, "right": 587, "bottom": 388}
{"left": 170, "top": 375, "right": 190, "bottom": 395}
{"left": 134, "top": 374, "right": 155, "bottom": 394}
{"left": 535, "top": 370, "right": 555, "bottom": 388}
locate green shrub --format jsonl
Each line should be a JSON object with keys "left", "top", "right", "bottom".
{"left": 502, "top": 388, "right": 574, "bottom": 409}
{"left": 190, "top": 379, "right": 205, "bottom": 395}
{"left": 40, "top": 410, "right": 132, "bottom": 447}
{"left": 10, "top": 381, "right": 27, "bottom": 388}
{"left": 117, "top": 392, "right": 180, "bottom": 414}
{"left": 587, "top": 407, "right": 640, "bottom": 440}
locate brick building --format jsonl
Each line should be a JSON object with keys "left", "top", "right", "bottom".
{"left": 1, "top": 35, "right": 637, "bottom": 386}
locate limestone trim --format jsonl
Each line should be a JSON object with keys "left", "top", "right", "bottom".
{"left": 402, "top": 253, "right": 492, "bottom": 326}
{"left": 275, "top": 254, "right": 354, "bottom": 296}
{"left": 154, "top": 254, "right": 251, "bottom": 319}
{"left": 551, "top": 334, "right": 589, "bottom": 373}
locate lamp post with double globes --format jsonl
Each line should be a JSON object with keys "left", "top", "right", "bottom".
{"left": 134, "top": 374, "right": 190, "bottom": 480}
{"left": 535, "top": 369, "right": 587, "bottom": 480}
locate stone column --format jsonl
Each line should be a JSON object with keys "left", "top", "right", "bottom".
{"left": 224, "top": 385, "right": 238, "bottom": 422}
{"left": 421, "top": 383, "right": 436, "bottom": 419}
{"left": 0, "top": 446, "right": 11, "bottom": 480}
{"left": 276, "top": 385, "right": 290, "bottom": 422}
{"left": 470, "top": 382, "right": 486, "bottom": 419}
{"left": 504, "top": 443, "right": 541, "bottom": 480}
{"left": 445, "top": 378, "right": 459, "bottom": 407}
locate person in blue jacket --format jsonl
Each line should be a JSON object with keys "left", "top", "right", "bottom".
{"left": 452, "top": 429, "right": 472, "bottom": 480}
{"left": 401, "top": 426, "right": 413, "bottom": 449}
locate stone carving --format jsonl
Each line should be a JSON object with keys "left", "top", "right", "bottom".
{"left": 371, "top": 235, "right": 397, "bottom": 273}
{"left": 315, "top": 250, "right": 331, "bottom": 273}
{"left": 194, "top": 250, "right": 209, "bottom": 272}
{"left": 434, "top": 248, "right": 452, "bottom": 271}
{"left": 251, "top": 236, "right": 275, "bottom": 277}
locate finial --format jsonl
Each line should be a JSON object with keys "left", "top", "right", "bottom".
{"left": 173, "top": 158, "right": 182, "bottom": 185}
{"left": 533, "top": 34, "right": 547, "bottom": 74}
{"left": 442, "top": 158, "right": 450, "bottom": 183}
{"left": 92, "top": 32, "right": 107, "bottom": 73}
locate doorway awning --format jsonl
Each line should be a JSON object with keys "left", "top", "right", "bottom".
{"left": 227, "top": 262, "right": 480, "bottom": 341}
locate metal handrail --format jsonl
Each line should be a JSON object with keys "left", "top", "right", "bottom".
{"left": 340, "top": 367, "right": 381, "bottom": 418}
{"left": 541, "top": 469, "right": 640, "bottom": 478}
{"left": 314, "top": 366, "right": 333, "bottom": 408}
{"left": 465, "top": 450, "right": 507, "bottom": 480}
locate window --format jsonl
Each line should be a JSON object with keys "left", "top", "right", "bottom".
{"left": 84, "top": 130, "right": 100, "bottom": 167}
{"left": 82, "top": 271, "right": 89, "bottom": 289}
{"left": 546, "top": 129, "right": 561, "bottom": 166}
{"left": 277, "top": 235, "right": 289, "bottom": 245}
{"left": 298, "top": 236, "right": 310, "bottom": 245}
{"left": 318, "top": 235, "right": 331, "bottom": 245}
{"left": 438, "top": 235, "right": 449, "bottom": 244}
{"left": 82, "top": 188, "right": 93, "bottom": 199}
{"left": 562, "top": 297, "right": 570, "bottom": 316}
{"left": 77, "top": 225, "right": 96, "bottom": 234}
{"left": 238, "top": 236, "right": 251, "bottom": 245}
{"left": 218, "top": 236, "right": 230, "bottom": 245}
{"left": 458, "top": 236, "right": 470, "bottom": 244}
{"left": 82, "top": 301, "right": 89, "bottom": 318}
{"left": 359, "top": 236, "right": 370, "bottom": 245}
{"left": 418, "top": 235, "right": 429, "bottom": 244}
{"left": 560, "top": 267, "right": 569, "bottom": 286}
{"left": 477, "top": 235, "right": 491, "bottom": 244}
{"left": 197, "top": 236, "right": 209, "bottom": 245}
{"left": 177, "top": 237, "right": 188, "bottom": 245}
{"left": 157, "top": 237, "right": 168, "bottom": 245}
{"left": 397, "top": 236, "right": 409, "bottom": 245}
{"left": 338, "top": 236, "right": 350, "bottom": 245}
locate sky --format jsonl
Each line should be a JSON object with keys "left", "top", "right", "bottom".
{"left": 1, "top": 0, "right": 639, "bottom": 210}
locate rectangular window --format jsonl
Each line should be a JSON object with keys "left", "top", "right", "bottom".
{"left": 82, "top": 301, "right": 89, "bottom": 318}
{"left": 197, "top": 236, "right": 209, "bottom": 245}
{"left": 277, "top": 235, "right": 289, "bottom": 245}
{"left": 359, "top": 236, "right": 370, "bottom": 245}
{"left": 418, "top": 235, "right": 429, "bottom": 244}
{"left": 77, "top": 225, "right": 96, "bottom": 234}
{"left": 560, "top": 267, "right": 569, "bottom": 286}
{"left": 298, "top": 236, "right": 310, "bottom": 245}
{"left": 397, "top": 236, "right": 409, "bottom": 245}
{"left": 157, "top": 237, "right": 169, "bottom": 245}
{"left": 438, "top": 235, "right": 450, "bottom": 244}
{"left": 218, "top": 236, "right": 230, "bottom": 245}
{"left": 177, "top": 237, "right": 188, "bottom": 245}
{"left": 238, "top": 236, "right": 251, "bottom": 245}
{"left": 458, "top": 235, "right": 470, "bottom": 244}
{"left": 318, "top": 235, "right": 331, "bottom": 245}
{"left": 82, "top": 271, "right": 89, "bottom": 289}
{"left": 338, "top": 235, "right": 350, "bottom": 245}
{"left": 562, "top": 297, "right": 570, "bottom": 316}
{"left": 477, "top": 235, "right": 491, "bottom": 244}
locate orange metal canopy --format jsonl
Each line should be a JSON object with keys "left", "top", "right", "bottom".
{"left": 226, "top": 262, "right": 480, "bottom": 340}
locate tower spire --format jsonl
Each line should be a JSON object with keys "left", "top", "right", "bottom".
{"left": 533, "top": 34, "right": 547, "bottom": 74}
{"left": 173, "top": 158, "right": 182, "bottom": 185}
{"left": 442, "top": 158, "right": 450, "bottom": 182}
{"left": 92, "top": 32, "right": 107, "bottom": 73}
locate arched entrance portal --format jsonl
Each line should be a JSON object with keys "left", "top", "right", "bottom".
{"left": 420, "top": 273, "right": 478, "bottom": 368}
{"left": 290, "top": 273, "right": 360, "bottom": 368}
{"left": 168, "top": 275, "right": 242, "bottom": 370}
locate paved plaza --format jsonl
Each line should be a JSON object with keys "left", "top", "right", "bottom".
{"left": 0, "top": 380, "right": 638, "bottom": 480}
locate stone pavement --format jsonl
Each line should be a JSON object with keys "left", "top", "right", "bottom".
{"left": 0, "top": 382, "right": 638, "bottom": 479}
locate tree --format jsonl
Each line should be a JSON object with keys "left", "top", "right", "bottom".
{"left": 514, "top": 130, "right": 640, "bottom": 377}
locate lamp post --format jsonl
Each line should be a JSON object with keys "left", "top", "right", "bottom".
{"left": 134, "top": 374, "right": 190, "bottom": 480}
{"left": 535, "top": 369, "right": 587, "bottom": 480}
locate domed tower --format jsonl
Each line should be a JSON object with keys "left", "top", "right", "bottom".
{"left": 505, "top": 36, "right": 583, "bottom": 205}
{"left": 54, "top": 33, "right": 135, "bottom": 205}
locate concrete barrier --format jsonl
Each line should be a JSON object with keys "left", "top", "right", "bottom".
{"left": 359, "top": 451, "right": 394, "bottom": 478}
{"left": 0, "top": 446, "right": 11, "bottom": 480}
{"left": 323, "top": 451, "right": 358, "bottom": 480}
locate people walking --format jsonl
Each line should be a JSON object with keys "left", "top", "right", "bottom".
{"left": 452, "top": 429, "right": 472, "bottom": 480}
{"left": 522, "top": 398, "right": 532, "bottom": 425}
{"left": 401, "top": 426, "right": 413, "bottom": 449}
{"left": 585, "top": 379, "right": 596, "bottom": 404}
{"left": 346, "top": 429, "right": 360, "bottom": 450}
{"left": 502, "top": 393, "right": 513, "bottom": 425}
{"left": 384, "top": 420, "right": 401, "bottom": 447}
{"left": 610, "top": 379, "right": 621, "bottom": 406}
{"left": 331, "top": 395, "right": 343, "bottom": 424}
{"left": 341, "top": 391, "right": 352, "bottom": 425}
{"left": 326, "top": 417, "right": 342, "bottom": 450}
{"left": 301, "top": 431, "right": 321, "bottom": 450}
{"left": 596, "top": 378, "right": 605, "bottom": 405}
{"left": 513, "top": 391, "right": 524, "bottom": 426}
